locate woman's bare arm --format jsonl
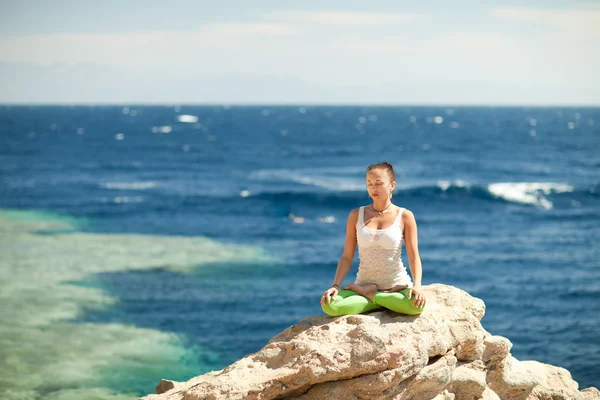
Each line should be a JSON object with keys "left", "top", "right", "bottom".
{"left": 331, "top": 209, "right": 358, "bottom": 287}
{"left": 403, "top": 209, "right": 423, "bottom": 287}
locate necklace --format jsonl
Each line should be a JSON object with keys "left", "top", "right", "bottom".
{"left": 371, "top": 202, "right": 392, "bottom": 216}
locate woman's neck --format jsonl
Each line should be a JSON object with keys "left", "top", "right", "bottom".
{"left": 372, "top": 198, "right": 392, "bottom": 213}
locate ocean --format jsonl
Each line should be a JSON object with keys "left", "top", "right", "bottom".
{"left": 0, "top": 105, "right": 598, "bottom": 399}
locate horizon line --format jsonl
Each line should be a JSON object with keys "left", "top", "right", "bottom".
{"left": 2, "top": 102, "right": 600, "bottom": 108}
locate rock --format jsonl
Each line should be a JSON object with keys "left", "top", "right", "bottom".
{"left": 447, "top": 360, "right": 487, "bottom": 399}
{"left": 486, "top": 354, "right": 540, "bottom": 399}
{"left": 432, "top": 390, "right": 456, "bottom": 400}
{"left": 481, "top": 386, "right": 502, "bottom": 399}
{"left": 139, "top": 283, "right": 599, "bottom": 400}
{"left": 155, "top": 379, "right": 183, "bottom": 394}
{"left": 483, "top": 335, "right": 512, "bottom": 363}
{"left": 521, "top": 361, "right": 600, "bottom": 400}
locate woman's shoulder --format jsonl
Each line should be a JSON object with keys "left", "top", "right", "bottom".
{"left": 351, "top": 204, "right": 371, "bottom": 213}
{"left": 398, "top": 205, "right": 412, "bottom": 214}
{"left": 348, "top": 205, "right": 369, "bottom": 220}
{"left": 400, "top": 207, "right": 416, "bottom": 225}
{"left": 348, "top": 206, "right": 362, "bottom": 217}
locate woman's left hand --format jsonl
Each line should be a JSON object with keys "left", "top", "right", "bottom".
{"left": 407, "top": 285, "right": 426, "bottom": 308}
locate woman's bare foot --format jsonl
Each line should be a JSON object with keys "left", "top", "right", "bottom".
{"left": 341, "top": 283, "right": 379, "bottom": 302}
{"left": 379, "top": 284, "right": 409, "bottom": 293}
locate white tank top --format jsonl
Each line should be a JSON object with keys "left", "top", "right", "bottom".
{"left": 354, "top": 205, "right": 413, "bottom": 290}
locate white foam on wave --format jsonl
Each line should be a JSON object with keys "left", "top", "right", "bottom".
{"left": 99, "top": 195, "right": 144, "bottom": 204}
{"left": 151, "top": 125, "right": 173, "bottom": 133}
{"left": 0, "top": 208, "right": 273, "bottom": 399}
{"left": 290, "top": 175, "right": 363, "bottom": 191}
{"left": 319, "top": 216, "right": 336, "bottom": 223}
{"left": 177, "top": 114, "right": 199, "bottom": 123}
{"left": 249, "top": 168, "right": 365, "bottom": 191}
{"left": 488, "top": 182, "right": 574, "bottom": 209}
{"left": 436, "top": 180, "right": 469, "bottom": 191}
{"left": 251, "top": 169, "right": 475, "bottom": 195}
{"left": 100, "top": 181, "right": 157, "bottom": 190}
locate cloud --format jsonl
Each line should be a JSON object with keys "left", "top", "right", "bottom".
{"left": 200, "top": 23, "right": 301, "bottom": 36}
{"left": 491, "top": 7, "right": 600, "bottom": 38}
{"left": 0, "top": 23, "right": 301, "bottom": 66}
{"left": 0, "top": 28, "right": 580, "bottom": 84}
{"left": 264, "top": 11, "right": 418, "bottom": 26}
{"left": 0, "top": 8, "right": 598, "bottom": 104}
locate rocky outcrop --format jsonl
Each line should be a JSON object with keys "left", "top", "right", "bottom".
{"left": 139, "top": 284, "right": 599, "bottom": 400}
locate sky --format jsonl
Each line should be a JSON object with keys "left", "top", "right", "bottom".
{"left": 1, "top": 0, "right": 599, "bottom": 105}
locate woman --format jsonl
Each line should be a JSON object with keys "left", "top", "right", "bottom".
{"left": 320, "top": 161, "right": 426, "bottom": 316}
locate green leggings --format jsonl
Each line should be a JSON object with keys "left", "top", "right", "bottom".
{"left": 321, "top": 288, "right": 424, "bottom": 316}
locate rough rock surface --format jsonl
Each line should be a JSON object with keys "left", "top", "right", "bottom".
{"left": 139, "top": 283, "right": 599, "bottom": 400}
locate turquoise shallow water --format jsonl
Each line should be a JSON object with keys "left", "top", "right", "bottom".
{"left": 1, "top": 105, "right": 599, "bottom": 398}
{"left": 0, "top": 209, "right": 273, "bottom": 399}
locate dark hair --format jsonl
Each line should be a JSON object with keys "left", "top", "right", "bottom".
{"left": 366, "top": 161, "right": 396, "bottom": 182}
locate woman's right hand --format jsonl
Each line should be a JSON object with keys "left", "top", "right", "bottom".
{"left": 321, "top": 287, "right": 338, "bottom": 305}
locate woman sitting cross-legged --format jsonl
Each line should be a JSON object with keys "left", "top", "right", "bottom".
{"left": 320, "top": 161, "right": 426, "bottom": 316}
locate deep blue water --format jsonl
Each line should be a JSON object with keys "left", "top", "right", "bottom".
{"left": 1, "top": 105, "right": 598, "bottom": 398}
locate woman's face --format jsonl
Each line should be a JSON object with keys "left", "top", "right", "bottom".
{"left": 366, "top": 168, "right": 395, "bottom": 200}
